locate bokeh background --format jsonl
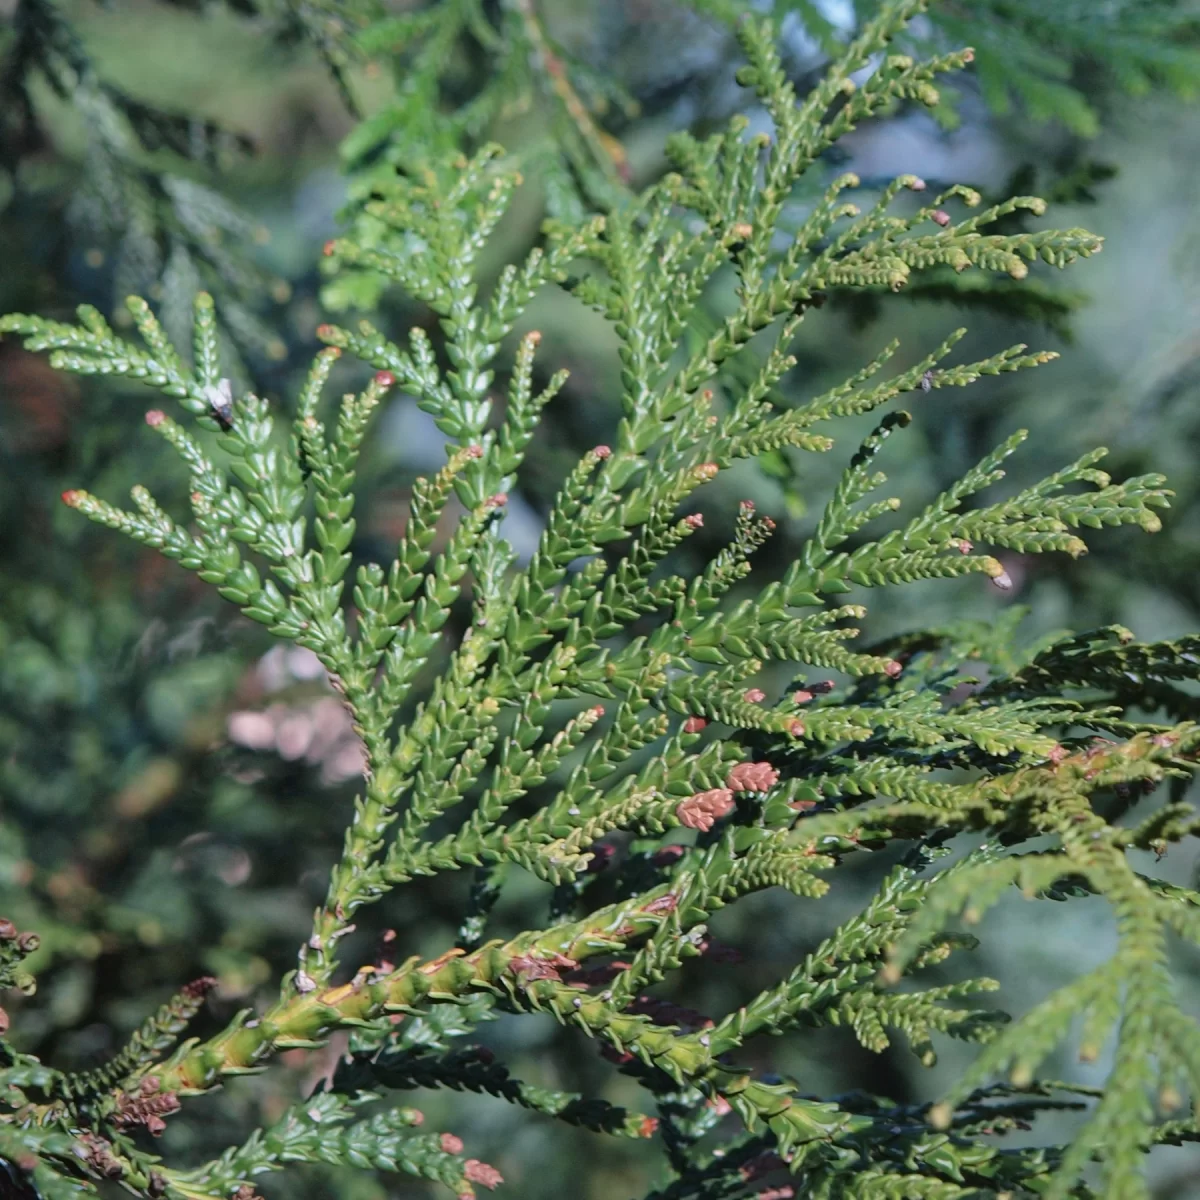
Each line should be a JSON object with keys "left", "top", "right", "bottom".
{"left": 3, "top": 1, "right": 1200, "bottom": 1196}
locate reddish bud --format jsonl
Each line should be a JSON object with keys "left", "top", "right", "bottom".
{"left": 440, "top": 1133, "right": 465, "bottom": 1154}
{"left": 0, "top": 919, "right": 16, "bottom": 940}
{"left": 683, "top": 716, "right": 707, "bottom": 734}
{"left": 684, "top": 513, "right": 704, "bottom": 530}
{"left": 145, "top": 410, "right": 165, "bottom": 427}
{"left": 0, "top": 1006, "right": 9, "bottom": 1035}
{"left": 931, "top": 209, "right": 951, "bottom": 227}
{"left": 792, "top": 690, "right": 813, "bottom": 705}
{"left": 788, "top": 719, "right": 806, "bottom": 738}
{"left": 593, "top": 444, "right": 612, "bottom": 459}
{"left": 315, "top": 324, "right": 336, "bottom": 340}
{"left": 322, "top": 240, "right": 337, "bottom": 257}
{"left": 643, "top": 893, "right": 678, "bottom": 914}
{"left": 638, "top": 1115, "right": 659, "bottom": 1137}
{"left": 652, "top": 845, "right": 686, "bottom": 865}
{"left": 727, "top": 762, "right": 780, "bottom": 793}
{"left": 464, "top": 1161, "right": 503, "bottom": 1189}
{"left": 61, "top": 489, "right": 84, "bottom": 508}
{"left": 484, "top": 493, "right": 508, "bottom": 509}
{"left": 743, "top": 688, "right": 766, "bottom": 704}
{"left": 762, "top": 517, "right": 776, "bottom": 530}
{"left": 181, "top": 976, "right": 218, "bottom": 999}
{"left": 694, "top": 462, "right": 719, "bottom": 481}
{"left": 884, "top": 660, "right": 903, "bottom": 678}
{"left": 908, "top": 177, "right": 927, "bottom": 191}
{"left": 588, "top": 705, "right": 605, "bottom": 719}
{"left": 739, "top": 499, "right": 755, "bottom": 514}
{"left": 374, "top": 370, "right": 396, "bottom": 388}
{"left": 676, "top": 788, "right": 735, "bottom": 832}
{"left": 601, "top": 1044, "right": 636, "bottom": 1065}
{"left": 465, "top": 445, "right": 484, "bottom": 459}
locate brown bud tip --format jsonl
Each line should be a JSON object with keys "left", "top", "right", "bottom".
{"left": 684, "top": 513, "right": 704, "bottom": 529}
{"left": 683, "top": 716, "right": 707, "bottom": 734}
{"left": 884, "top": 660, "right": 903, "bottom": 678}
{"left": 182, "top": 975, "right": 219, "bottom": 999}
{"left": 694, "top": 462, "right": 719, "bottom": 481}
{"left": 464, "top": 1161, "right": 503, "bottom": 1189}
{"left": 788, "top": 719, "right": 806, "bottom": 738}
{"left": 316, "top": 324, "right": 336, "bottom": 340}
{"left": 527, "top": 330, "right": 542, "bottom": 345}
{"left": 374, "top": 370, "right": 396, "bottom": 388}
{"left": 145, "top": 409, "right": 166, "bottom": 427}
{"left": 440, "top": 1133, "right": 465, "bottom": 1154}
{"left": 653, "top": 845, "right": 686, "bottom": 865}
{"left": 962, "top": 47, "right": 975, "bottom": 62}
{"left": 743, "top": 688, "right": 766, "bottom": 704}
{"left": 638, "top": 1116, "right": 659, "bottom": 1137}
{"left": 762, "top": 517, "right": 776, "bottom": 530}
{"left": 141, "top": 1075, "right": 161, "bottom": 1093}
{"left": 739, "top": 499, "right": 755, "bottom": 513}
{"left": 700, "top": 388, "right": 714, "bottom": 402}
{"left": 61, "top": 489, "right": 84, "bottom": 508}
{"left": 0, "top": 919, "right": 16, "bottom": 940}
{"left": 730, "top": 222, "right": 754, "bottom": 240}
{"left": 466, "top": 444, "right": 485, "bottom": 459}
{"left": 322, "top": 240, "right": 337, "bottom": 257}
{"left": 956, "top": 538, "right": 973, "bottom": 554}
{"left": 16, "top": 931, "right": 38, "bottom": 953}
{"left": 593, "top": 444, "right": 612, "bottom": 459}
{"left": 589, "top": 705, "right": 605, "bottom": 718}
{"left": 792, "top": 690, "right": 813, "bottom": 705}
{"left": 931, "top": 209, "right": 951, "bottom": 227}
{"left": 484, "top": 493, "right": 508, "bottom": 509}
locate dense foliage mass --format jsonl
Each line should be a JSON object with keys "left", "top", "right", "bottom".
{"left": 2, "top": 2, "right": 1200, "bottom": 1199}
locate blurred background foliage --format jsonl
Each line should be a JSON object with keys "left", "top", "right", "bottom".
{"left": 3, "top": 0, "right": 1200, "bottom": 1196}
